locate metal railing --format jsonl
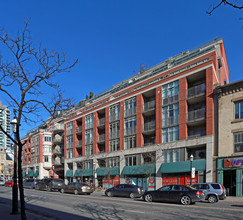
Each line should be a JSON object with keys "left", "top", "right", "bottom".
{"left": 66, "top": 142, "right": 73, "bottom": 149}
{"left": 85, "top": 138, "right": 93, "bottom": 145}
{"left": 109, "top": 132, "right": 120, "bottom": 139}
{"left": 97, "top": 134, "right": 105, "bottom": 142}
{"left": 109, "top": 113, "right": 120, "bottom": 122}
{"left": 66, "top": 129, "right": 73, "bottom": 136}
{"left": 143, "top": 122, "right": 156, "bottom": 131}
{"left": 53, "top": 123, "right": 64, "bottom": 132}
{"left": 187, "top": 108, "right": 206, "bottom": 122}
{"left": 162, "top": 94, "right": 179, "bottom": 105}
{"left": 187, "top": 83, "right": 206, "bottom": 99}
{"left": 53, "top": 137, "right": 63, "bottom": 144}
{"left": 162, "top": 115, "right": 179, "bottom": 127}
{"left": 76, "top": 126, "right": 82, "bottom": 133}
{"left": 53, "top": 149, "right": 63, "bottom": 155}
{"left": 97, "top": 118, "right": 105, "bottom": 126}
{"left": 124, "top": 108, "right": 136, "bottom": 118}
{"left": 124, "top": 127, "right": 136, "bottom": 136}
{"left": 143, "top": 100, "right": 156, "bottom": 112}
{"left": 85, "top": 123, "right": 93, "bottom": 130}
{"left": 76, "top": 140, "right": 82, "bottom": 148}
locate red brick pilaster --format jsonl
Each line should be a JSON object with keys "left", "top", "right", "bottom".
{"left": 39, "top": 132, "right": 43, "bottom": 163}
{"left": 136, "top": 94, "right": 143, "bottom": 147}
{"left": 73, "top": 120, "right": 78, "bottom": 157}
{"left": 179, "top": 77, "right": 187, "bottom": 140}
{"left": 105, "top": 107, "right": 110, "bottom": 152}
{"left": 82, "top": 117, "right": 86, "bottom": 156}
{"left": 156, "top": 86, "right": 162, "bottom": 144}
{"left": 206, "top": 67, "right": 214, "bottom": 135}
{"left": 120, "top": 101, "right": 125, "bottom": 150}
{"left": 64, "top": 124, "right": 67, "bottom": 159}
{"left": 93, "top": 112, "right": 98, "bottom": 154}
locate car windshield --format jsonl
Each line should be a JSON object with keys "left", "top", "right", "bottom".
{"left": 53, "top": 179, "right": 63, "bottom": 183}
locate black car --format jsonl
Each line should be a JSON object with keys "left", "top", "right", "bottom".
{"left": 35, "top": 178, "right": 64, "bottom": 191}
{"left": 23, "top": 179, "right": 40, "bottom": 189}
{"left": 105, "top": 184, "right": 145, "bottom": 198}
{"left": 143, "top": 184, "right": 204, "bottom": 205}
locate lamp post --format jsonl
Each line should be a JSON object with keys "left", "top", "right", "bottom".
{"left": 190, "top": 154, "right": 194, "bottom": 186}
{"left": 93, "top": 161, "right": 96, "bottom": 192}
{"left": 10, "top": 118, "right": 18, "bottom": 214}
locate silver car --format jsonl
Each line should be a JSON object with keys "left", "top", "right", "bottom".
{"left": 0, "top": 178, "right": 5, "bottom": 186}
{"left": 191, "top": 183, "right": 226, "bottom": 203}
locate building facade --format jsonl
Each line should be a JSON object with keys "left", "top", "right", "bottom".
{"left": 0, "top": 146, "right": 13, "bottom": 181}
{"left": 22, "top": 38, "right": 229, "bottom": 191}
{"left": 216, "top": 80, "right": 243, "bottom": 197}
{"left": 0, "top": 101, "right": 11, "bottom": 149}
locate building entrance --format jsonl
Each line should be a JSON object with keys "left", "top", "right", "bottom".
{"left": 224, "top": 170, "right": 236, "bottom": 196}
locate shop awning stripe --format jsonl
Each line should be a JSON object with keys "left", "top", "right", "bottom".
{"left": 96, "top": 167, "right": 120, "bottom": 176}
{"left": 122, "top": 164, "right": 156, "bottom": 175}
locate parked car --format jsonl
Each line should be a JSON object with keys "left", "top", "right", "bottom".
{"left": 60, "top": 182, "right": 93, "bottom": 195}
{"left": 4, "top": 179, "right": 19, "bottom": 187}
{"left": 35, "top": 178, "right": 64, "bottom": 191}
{"left": 23, "top": 179, "right": 40, "bottom": 189}
{"left": 191, "top": 183, "right": 226, "bottom": 203}
{"left": 105, "top": 184, "right": 145, "bottom": 198}
{"left": 0, "top": 178, "right": 5, "bottom": 186}
{"left": 143, "top": 184, "right": 204, "bottom": 205}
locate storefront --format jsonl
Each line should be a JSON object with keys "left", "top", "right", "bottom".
{"left": 160, "top": 159, "right": 206, "bottom": 186}
{"left": 217, "top": 156, "right": 243, "bottom": 197}
{"left": 121, "top": 164, "right": 156, "bottom": 191}
{"left": 96, "top": 167, "right": 120, "bottom": 189}
{"left": 65, "top": 170, "right": 73, "bottom": 182}
{"left": 73, "top": 169, "right": 93, "bottom": 185}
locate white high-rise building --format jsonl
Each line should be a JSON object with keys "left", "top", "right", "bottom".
{"left": 0, "top": 101, "right": 11, "bottom": 149}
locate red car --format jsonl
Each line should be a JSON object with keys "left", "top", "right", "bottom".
{"left": 5, "top": 180, "right": 19, "bottom": 187}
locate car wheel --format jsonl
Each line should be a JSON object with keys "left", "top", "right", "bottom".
{"left": 107, "top": 191, "right": 112, "bottom": 197}
{"left": 130, "top": 193, "right": 135, "bottom": 199}
{"left": 208, "top": 195, "right": 218, "bottom": 203}
{"left": 60, "top": 189, "right": 64, "bottom": 193}
{"left": 86, "top": 193, "right": 91, "bottom": 195}
{"left": 74, "top": 190, "right": 78, "bottom": 195}
{"left": 144, "top": 194, "right": 153, "bottom": 202}
{"left": 181, "top": 196, "right": 191, "bottom": 205}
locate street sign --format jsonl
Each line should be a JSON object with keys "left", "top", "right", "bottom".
{"left": 191, "top": 167, "right": 195, "bottom": 178}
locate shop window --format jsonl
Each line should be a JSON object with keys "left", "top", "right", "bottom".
{"left": 235, "top": 101, "right": 243, "bottom": 119}
{"left": 125, "top": 155, "right": 137, "bottom": 166}
{"left": 234, "top": 132, "right": 243, "bottom": 153}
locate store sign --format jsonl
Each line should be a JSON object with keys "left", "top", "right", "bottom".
{"left": 191, "top": 168, "right": 195, "bottom": 178}
{"left": 224, "top": 158, "right": 243, "bottom": 168}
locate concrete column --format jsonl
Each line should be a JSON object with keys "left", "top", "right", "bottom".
{"left": 156, "top": 149, "right": 163, "bottom": 188}
{"left": 119, "top": 155, "right": 125, "bottom": 184}
{"left": 64, "top": 162, "right": 68, "bottom": 185}
{"left": 206, "top": 137, "right": 214, "bottom": 183}
{"left": 73, "top": 162, "right": 77, "bottom": 182}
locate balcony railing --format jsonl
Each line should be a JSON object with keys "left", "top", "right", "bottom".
{"left": 85, "top": 123, "right": 93, "bottom": 130}
{"left": 76, "top": 126, "right": 82, "bottom": 133}
{"left": 66, "top": 129, "right": 73, "bottom": 136}
{"left": 125, "top": 108, "right": 136, "bottom": 118}
{"left": 187, "top": 83, "right": 206, "bottom": 99}
{"left": 97, "top": 118, "right": 105, "bottom": 127}
{"left": 143, "top": 122, "right": 156, "bottom": 131}
{"left": 66, "top": 143, "right": 73, "bottom": 149}
{"left": 76, "top": 140, "right": 82, "bottom": 149}
{"left": 162, "top": 115, "right": 179, "bottom": 127}
{"left": 162, "top": 94, "right": 179, "bottom": 105}
{"left": 124, "top": 127, "right": 136, "bottom": 136}
{"left": 187, "top": 108, "right": 206, "bottom": 122}
{"left": 109, "top": 132, "right": 120, "bottom": 139}
{"left": 97, "top": 134, "right": 105, "bottom": 142}
{"left": 109, "top": 113, "right": 120, "bottom": 122}
{"left": 53, "top": 137, "right": 63, "bottom": 144}
{"left": 187, "top": 133, "right": 205, "bottom": 140}
{"left": 53, "top": 149, "right": 63, "bottom": 155}
{"left": 53, "top": 123, "right": 64, "bottom": 132}
{"left": 85, "top": 138, "right": 93, "bottom": 145}
{"left": 143, "top": 100, "right": 156, "bottom": 112}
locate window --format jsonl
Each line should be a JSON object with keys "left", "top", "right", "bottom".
{"left": 85, "top": 161, "right": 92, "bottom": 169}
{"left": 125, "top": 97, "right": 136, "bottom": 117}
{"left": 85, "top": 130, "right": 93, "bottom": 144}
{"left": 44, "top": 145, "right": 51, "bottom": 152}
{"left": 162, "top": 148, "right": 180, "bottom": 163}
{"left": 107, "top": 157, "right": 119, "bottom": 168}
{"left": 162, "top": 126, "right": 179, "bottom": 143}
{"left": 67, "top": 122, "right": 73, "bottom": 130}
{"left": 234, "top": 132, "right": 243, "bottom": 153}
{"left": 44, "top": 136, "right": 51, "bottom": 142}
{"left": 125, "top": 155, "right": 137, "bottom": 166}
{"left": 162, "top": 81, "right": 179, "bottom": 104}
{"left": 85, "top": 145, "right": 93, "bottom": 156}
{"left": 162, "top": 103, "right": 179, "bottom": 127}
{"left": 85, "top": 114, "right": 93, "bottom": 129}
{"left": 44, "top": 156, "right": 49, "bottom": 162}
{"left": 109, "top": 139, "right": 120, "bottom": 152}
{"left": 125, "top": 117, "right": 136, "bottom": 136}
{"left": 66, "top": 136, "right": 73, "bottom": 149}
{"left": 109, "top": 104, "right": 120, "bottom": 122}
{"left": 125, "top": 136, "right": 136, "bottom": 149}
{"left": 109, "top": 122, "right": 120, "bottom": 139}
{"left": 67, "top": 149, "right": 73, "bottom": 159}
{"left": 235, "top": 101, "right": 243, "bottom": 119}
{"left": 49, "top": 124, "right": 53, "bottom": 132}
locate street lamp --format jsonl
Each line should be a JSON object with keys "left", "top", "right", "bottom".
{"left": 190, "top": 154, "right": 194, "bottom": 186}
{"left": 93, "top": 161, "right": 96, "bottom": 192}
{"left": 10, "top": 118, "right": 18, "bottom": 214}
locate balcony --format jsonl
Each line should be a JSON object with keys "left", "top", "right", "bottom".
{"left": 85, "top": 138, "right": 93, "bottom": 145}
{"left": 97, "top": 134, "right": 105, "bottom": 144}
{"left": 187, "top": 83, "right": 206, "bottom": 104}
{"left": 53, "top": 136, "right": 63, "bottom": 144}
{"left": 187, "top": 108, "right": 206, "bottom": 126}
{"left": 124, "top": 108, "right": 136, "bottom": 118}
{"left": 109, "top": 132, "right": 120, "bottom": 140}
{"left": 187, "top": 133, "right": 206, "bottom": 140}
{"left": 76, "top": 126, "right": 82, "bottom": 134}
{"left": 53, "top": 123, "right": 64, "bottom": 133}
{"left": 76, "top": 140, "right": 82, "bottom": 149}
{"left": 53, "top": 157, "right": 64, "bottom": 166}
{"left": 143, "top": 100, "right": 156, "bottom": 116}
{"left": 109, "top": 113, "right": 120, "bottom": 122}
{"left": 124, "top": 127, "right": 136, "bottom": 136}
{"left": 143, "top": 122, "right": 156, "bottom": 135}
{"left": 97, "top": 118, "right": 105, "bottom": 128}
{"left": 52, "top": 149, "right": 63, "bottom": 155}
{"left": 162, "top": 94, "right": 179, "bottom": 106}
{"left": 162, "top": 115, "right": 179, "bottom": 127}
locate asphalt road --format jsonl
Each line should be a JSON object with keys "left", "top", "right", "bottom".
{"left": 0, "top": 186, "right": 243, "bottom": 220}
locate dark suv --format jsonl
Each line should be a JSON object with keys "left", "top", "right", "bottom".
{"left": 35, "top": 178, "right": 64, "bottom": 192}
{"left": 191, "top": 183, "right": 226, "bottom": 203}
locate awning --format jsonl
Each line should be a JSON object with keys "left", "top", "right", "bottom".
{"left": 160, "top": 159, "right": 206, "bottom": 173}
{"left": 96, "top": 167, "right": 120, "bottom": 176}
{"left": 122, "top": 164, "right": 156, "bottom": 175}
{"left": 22, "top": 171, "right": 25, "bottom": 177}
{"left": 65, "top": 170, "right": 73, "bottom": 177}
{"left": 73, "top": 169, "right": 93, "bottom": 177}
{"left": 34, "top": 170, "right": 39, "bottom": 177}
{"left": 27, "top": 170, "right": 34, "bottom": 177}
{"left": 74, "top": 169, "right": 82, "bottom": 177}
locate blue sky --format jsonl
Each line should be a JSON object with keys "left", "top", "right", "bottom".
{"left": 0, "top": 0, "right": 242, "bottom": 137}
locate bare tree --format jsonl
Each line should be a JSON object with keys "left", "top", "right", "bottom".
{"left": 0, "top": 20, "right": 77, "bottom": 220}
{"left": 207, "top": 0, "right": 242, "bottom": 15}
